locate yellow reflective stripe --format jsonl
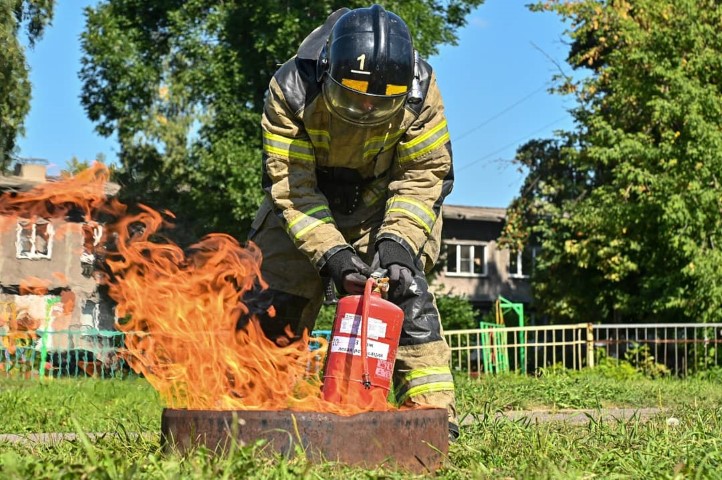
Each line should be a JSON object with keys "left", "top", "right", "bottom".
{"left": 263, "top": 131, "right": 315, "bottom": 162}
{"left": 295, "top": 217, "right": 334, "bottom": 239}
{"left": 341, "top": 78, "right": 369, "bottom": 93}
{"left": 401, "top": 119, "right": 447, "bottom": 150}
{"left": 362, "top": 182, "right": 387, "bottom": 207}
{"left": 404, "top": 382, "right": 456, "bottom": 399}
{"left": 385, "top": 84, "right": 407, "bottom": 95}
{"left": 307, "top": 128, "right": 330, "bottom": 150}
{"left": 387, "top": 208, "right": 430, "bottom": 234}
{"left": 395, "top": 366, "right": 454, "bottom": 402}
{"left": 287, "top": 206, "right": 335, "bottom": 240}
{"left": 264, "top": 145, "right": 314, "bottom": 162}
{"left": 397, "top": 119, "right": 449, "bottom": 164}
{"left": 363, "top": 130, "right": 404, "bottom": 159}
{"left": 304, "top": 128, "right": 403, "bottom": 159}
{"left": 387, "top": 197, "right": 436, "bottom": 234}
{"left": 404, "top": 132, "right": 450, "bottom": 162}
{"left": 287, "top": 205, "right": 329, "bottom": 230}
{"left": 403, "top": 366, "right": 452, "bottom": 382}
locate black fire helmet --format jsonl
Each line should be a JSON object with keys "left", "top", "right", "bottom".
{"left": 317, "top": 4, "right": 415, "bottom": 126}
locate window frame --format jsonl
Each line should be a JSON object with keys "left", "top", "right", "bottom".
{"left": 508, "top": 246, "right": 538, "bottom": 279}
{"left": 16, "top": 218, "right": 55, "bottom": 260}
{"left": 444, "top": 241, "right": 488, "bottom": 278}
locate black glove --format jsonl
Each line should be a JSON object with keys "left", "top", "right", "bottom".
{"left": 324, "top": 248, "right": 372, "bottom": 295}
{"left": 376, "top": 240, "right": 418, "bottom": 300}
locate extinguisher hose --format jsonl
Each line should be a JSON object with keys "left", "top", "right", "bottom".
{"left": 361, "top": 277, "right": 374, "bottom": 389}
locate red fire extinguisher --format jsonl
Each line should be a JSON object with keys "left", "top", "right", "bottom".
{"left": 322, "top": 271, "right": 404, "bottom": 410}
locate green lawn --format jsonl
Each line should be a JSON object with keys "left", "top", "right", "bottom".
{"left": 1, "top": 368, "right": 721, "bottom": 479}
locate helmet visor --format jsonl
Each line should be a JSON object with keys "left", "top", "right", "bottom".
{"left": 322, "top": 77, "right": 406, "bottom": 126}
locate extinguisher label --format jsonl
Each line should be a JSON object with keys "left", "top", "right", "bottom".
{"left": 339, "top": 313, "right": 387, "bottom": 339}
{"left": 330, "top": 335, "right": 390, "bottom": 360}
{"left": 375, "top": 360, "right": 393, "bottom": 380}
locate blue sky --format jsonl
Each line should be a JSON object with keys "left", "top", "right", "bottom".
{"left": 18, "top": 0, "right": 575, "bottom": 208}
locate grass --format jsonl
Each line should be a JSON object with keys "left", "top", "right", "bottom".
{"left": 0, "top": 376, "right": 161, "bottom": 433}
{"left": 455, "top": 368, "right": 722, "bottom": 414}
{"left": 2, "top": 368, "right": 722, "bottom": 479}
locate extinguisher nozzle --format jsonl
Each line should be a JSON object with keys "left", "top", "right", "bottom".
{"left": 362, "top": 374, "right": 371, "bottom": 389}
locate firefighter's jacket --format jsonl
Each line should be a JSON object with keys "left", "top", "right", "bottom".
{"left": 261, "top": 24, "right": 454, "bottom": 273}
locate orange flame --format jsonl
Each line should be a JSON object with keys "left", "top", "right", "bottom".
{"left": 19, "top": 277, "right": 50, "bottom": 295}
{"left": 0, "top": 163, "right": 394, "bottom": 413}
{"left": 0, "top": 165, "right": 108, "bottom": 220}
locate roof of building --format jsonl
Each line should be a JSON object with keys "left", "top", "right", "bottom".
{"left": 0, "top": 174, "right": 121, "bottom": 197}
{"left": 443, "top": 204, "right": 507, "bottom": 222}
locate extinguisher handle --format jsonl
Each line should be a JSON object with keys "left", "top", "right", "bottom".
{"left": 370, "top": 268, "right": 388, "bottom": 280}
{"left": 370, "top": 269, "right": 390, "bottom": 297}
{"left": 322, "top": 276, "right": 338, "bottom": 305}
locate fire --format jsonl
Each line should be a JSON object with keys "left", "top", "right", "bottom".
{"left": 0, "top": 163, "right": 394, "bottom": 413}
{"left": 19, "top": 276, "right": 51, "bottom": 295}
{"left": 0, "top": 164, "right": 109, "bottom": 229}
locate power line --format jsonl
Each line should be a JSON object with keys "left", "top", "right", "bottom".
{"left": 455, "top": 115, "right": 570, "bottom": 173}
{"left": 453, "top": 82, "right": 552, "bottom": 143}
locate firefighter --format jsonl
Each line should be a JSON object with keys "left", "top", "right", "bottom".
{"left": 247, "top": 4, "right": 458, "bottom": 440}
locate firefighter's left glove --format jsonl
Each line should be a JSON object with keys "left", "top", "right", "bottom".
{"left": 376, "top": 240, "right": 419, "bottom": 301}
{"left": 325, "top": 248, "right": 372, "bottom": 295}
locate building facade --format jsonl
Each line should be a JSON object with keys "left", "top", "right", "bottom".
{"left": 433, "top": 204, "right": 535, "bottom": 315}
{"left": 0, "top": 164, "right": 118, "bottom": 365}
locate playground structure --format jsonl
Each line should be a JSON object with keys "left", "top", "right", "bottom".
{"left": 479, "top": 296, "right": 526, "bottom": 374}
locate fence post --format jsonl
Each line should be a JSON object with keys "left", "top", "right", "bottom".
{"left": 586, "top": 323, "right": 595, "bottom": 368}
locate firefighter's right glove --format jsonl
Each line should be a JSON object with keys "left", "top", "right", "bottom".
{"left": 325, "top": 249, "right": 372, "bottom": 295}
{"left": 376, "top": 240, "right": 418, "bottom": 302}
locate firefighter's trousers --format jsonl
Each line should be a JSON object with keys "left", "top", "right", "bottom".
{"left": 248, "top": 200, "right": 457, "bottom": 429}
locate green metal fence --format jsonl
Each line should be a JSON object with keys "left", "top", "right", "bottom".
{"left": 4, "top": 323, "right": 722, "bottom": 379}
{"left": 445, "top": 323, "right": 594, "bottom": 375}
{"left": 1, "top": 329, "right": 130, "bottom": 378}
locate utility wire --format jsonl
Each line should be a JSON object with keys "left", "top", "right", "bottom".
{"left": 453, "top": 82, "right": 552, "bottom": 143}
{"left": 455, "top": 115, "right": 570, "bottom": 173}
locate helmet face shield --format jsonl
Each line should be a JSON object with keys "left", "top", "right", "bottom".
{"left": 323, "top": 76, "right": 406, "bottom": 126}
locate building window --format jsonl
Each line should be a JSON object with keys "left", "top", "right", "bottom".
{"left": 509, "top": 246, "right": 537, "bottom": 278}
{"left": 80, "top": 222, "right": 103, "bottom": 277}
{"left": 16, "top": 219, "right": 55, "bottom": 259}
{"left": 445, "top": 242, "right": 487, "bottom": 277}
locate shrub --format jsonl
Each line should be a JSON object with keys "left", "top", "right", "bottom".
{"left": 437, "top": 294, "right": 479, "bottom": 330}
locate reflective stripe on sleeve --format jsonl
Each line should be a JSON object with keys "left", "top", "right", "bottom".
{"left": 386, "top": 196, "right": 437, "bottom": 234}
{"left": 396, "top": 119, "right": 450, "bottom": 164}
{"left": 287, "top": 205, "right": 335, "bottom": 240}
{"left": 263, "top": 131, "right": 315, "bottom": 162}
{"left": 395, "top": 366, "right": 455, "bottom": 403}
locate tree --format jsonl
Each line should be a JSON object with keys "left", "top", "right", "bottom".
{"left": 61, "top": 153, "right": 108, "bottom": 177}
{"left": 502, "top": 0, "right": 722, "bottom": 324}
{"left": 79, "top": 0, "right": 485, "bottom": 243}
{"left": 0, "top": 0, "right": 54, "bottom": 172}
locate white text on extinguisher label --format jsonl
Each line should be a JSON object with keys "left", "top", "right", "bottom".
{"left": 330, "top": 335, "right": 390, "bottom": 360}
{"left": 339, "top": 313, "right": 387, "bottom": 339}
